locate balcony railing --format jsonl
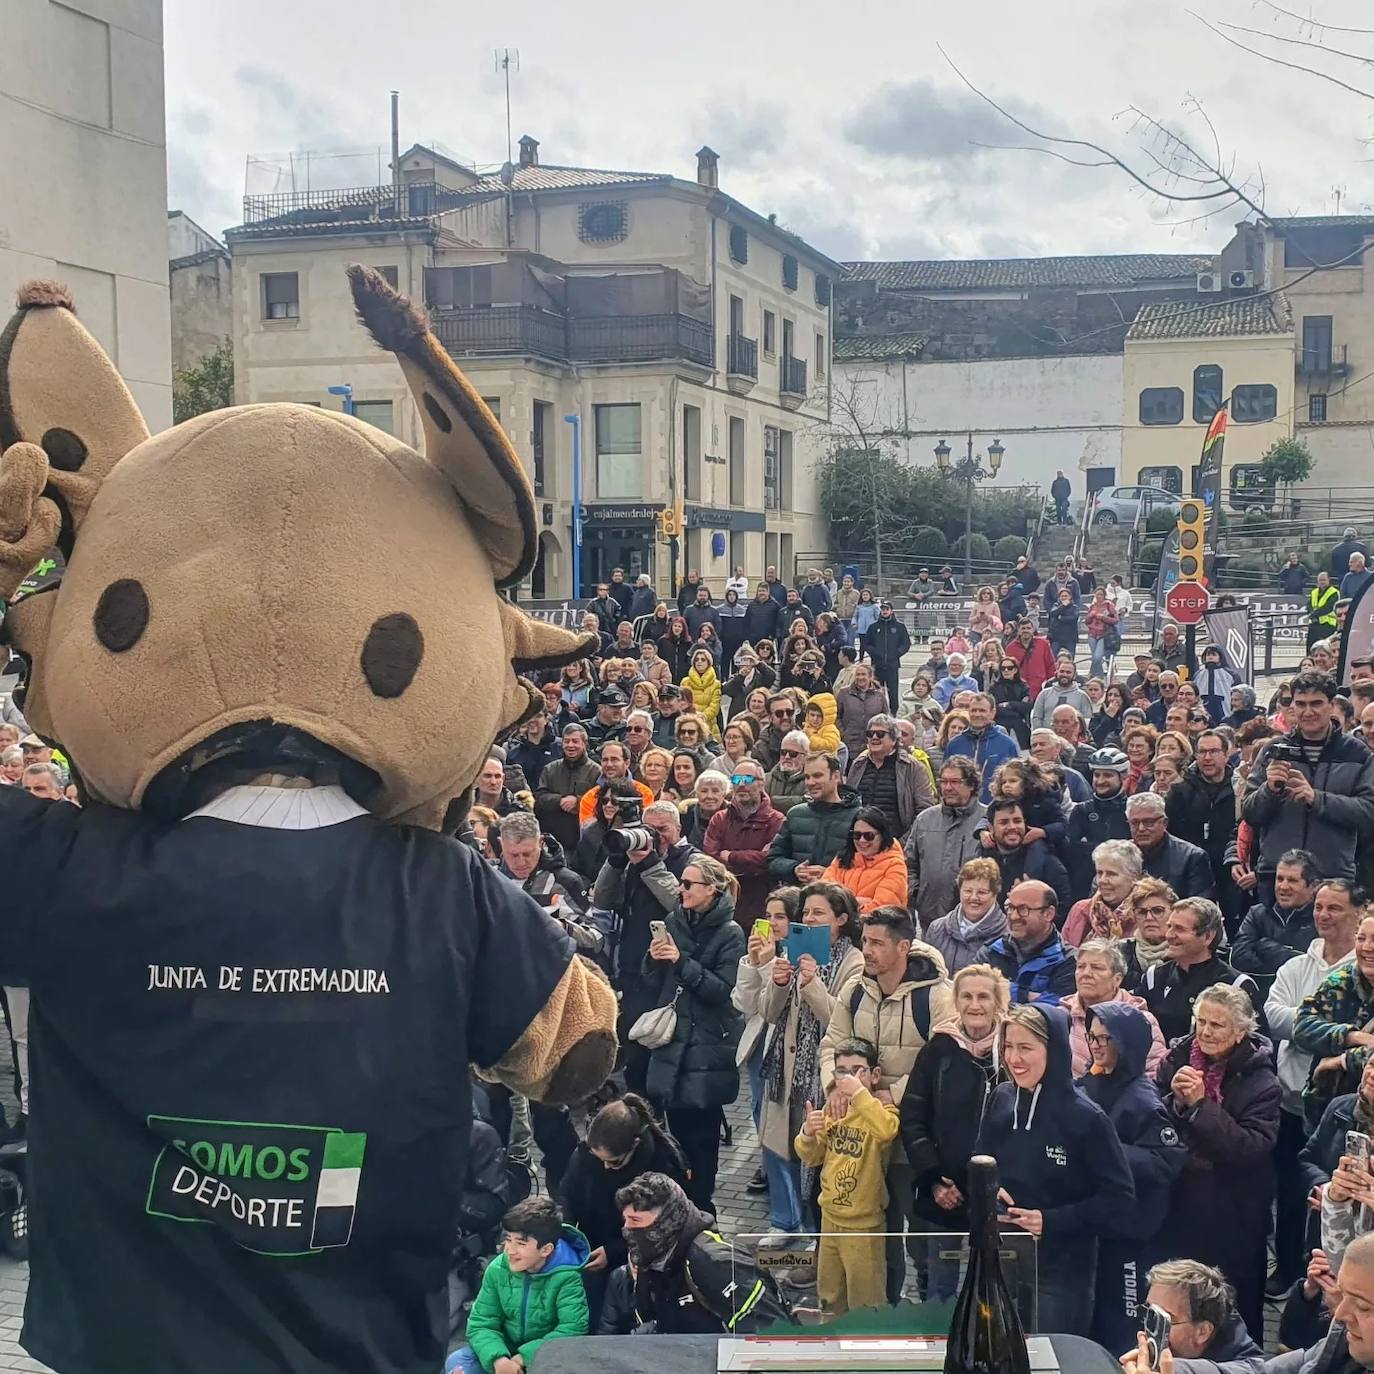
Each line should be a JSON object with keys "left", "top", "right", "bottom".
{"left": 429, "top": 306, "right": 713, "bottom": 367}
{"left": 1298, "top": 343, "right": 1351, "bottom": 377}
{"left": 241, "top": 181, "right": 471, "bottom": 226}
{"left": 781, "top": 354, "right": 808, "bottom": 395}
{"left": 727, "top": 333, "right": 758, "bottom": 379}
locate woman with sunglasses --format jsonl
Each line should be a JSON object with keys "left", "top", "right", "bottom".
{"left": 673, "top": 711, "right": 719, "bottom": 771}
{"left": 559, "top": 1093, "right": 689, "bottom": 1324}
{"left": 990, "top": 656, "right": 1032, "bottom": 749}
{"left": 756, "top": 881, "right": 865, "bottom": 1242}
{"left": 820, "top": 807, "right": 908, "bottom": 914}
{"left": 644, "top": 854, "right": 746, "bottom": 1212}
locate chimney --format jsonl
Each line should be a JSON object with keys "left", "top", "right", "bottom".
{"left": 696, "top": 146, "right": 719, "bottom": 189}
{"left": 518, "top": 134, "right": 539, "bottom": 168}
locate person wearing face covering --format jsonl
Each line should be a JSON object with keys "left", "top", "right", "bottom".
{"left": 976, "top": 1002, "right": 1135, "bottom": 1336}
{"left": 1078, "top": 1001, "right": 1188, "bottom": 1354}
{"left": 615, "top": 1173, "right": 793, "bottom": 1334}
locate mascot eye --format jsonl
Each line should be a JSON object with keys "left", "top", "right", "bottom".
{"left": 93, "top": 578, "right": 150, "bottom": 652}
{"left": 361, "top": 612, "right": 424, "bottom": 698}
{"left": 41, "top": 427, "right": 88, "bottom": 472}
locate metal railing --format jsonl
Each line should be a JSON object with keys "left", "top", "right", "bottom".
{"left": 1297, "top": 343, "right": 1350, "bottom": 377}
{"left": 727, "top": 333, "right": 758, "bottom": 378}
{"left": 1124, "top": 491, "right": 1149, "bottom": 583}
{"left": 780, "top": 355, "right": 808, "bottom": 395}
{"left": 430, "top": 306, "right": 713, "bottom": 367}
{"left": 431, "top": 304, "right": 566, "bottom": 360}
{"left": 1072, "top": 489, "right": 1094, "bottom": 564}
{"left": 241, "top": 180, "right": 470, "bottom": 225}
{"left": 570, "top": 314, "right": 712, "bottom": 366}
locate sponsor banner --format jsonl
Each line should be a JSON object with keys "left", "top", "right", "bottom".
{"left": 1202, "top": 605, "right": 1252, "bottom": 682}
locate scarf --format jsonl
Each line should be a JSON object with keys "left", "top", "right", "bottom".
{"left": 1189, "top": 1037, "right": 1228, "bottom": 1104}
{"left": 1086, "top": 892, "right": 1136, "bottom": 940}
{"left": 1130, "top": 933, "right": 1170, "bottom": 972}
{"left": 931, "top": 1015, "right": 1000, "bottom": 1062}
{"left": 954, "top": 903, "right": 1002, "bottom": 944}
{"left": 622, "top": 1175, "right": 710, "bottom": 1272}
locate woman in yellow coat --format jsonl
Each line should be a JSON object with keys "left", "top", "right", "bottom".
{"left": 803, "top": 692, "right": 844, "bottom": 756}
{"left": 682, "top": 648, "right": 723, "bottom": 740}
{"left": 820, "top": 807, "right": 910, "bottom": 913}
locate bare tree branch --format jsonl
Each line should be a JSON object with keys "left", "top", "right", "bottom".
{"left": 1255, "top": 1, "right": 1374, "bottom": 38}
{"left": 1197, "top": 14, "right": 1374, "bottom": 100}
{"left": 1219, "top": 16, "right": 1374, "bottom": 68}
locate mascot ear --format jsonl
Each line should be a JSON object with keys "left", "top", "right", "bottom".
{"left": 0, "top": 281, "right": 149, "bottom": 558}
{"left": 497, "top": 598, "right": 600, "bottom": 731}
{"left": 347, "top": 265, "right": 536, "bottom": 587}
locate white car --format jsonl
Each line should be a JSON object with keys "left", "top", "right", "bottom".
{"left": 1092, "top": 485, "right": 1184, "bottom": 526}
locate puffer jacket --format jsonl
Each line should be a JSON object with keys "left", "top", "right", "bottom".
{"left": 837, "top": 683, "right": 890, "bottom": 758}
{"left": 682, "top": 665, "right": 723, "bottom": 738}
{"left": 819, "top": 944, "right": 955, "bottom": 1103}
{"left": 1166, "top": 763, "right": 1237, "bottom": 891}
{"left": 804, "top": 691, "right": 843, "bottom": 754}
{"left": 1065, "top": 790, "right": 1130, "bottom": 901}
{"left": 766, "top": 787, "right": 861, "bottom": 883}
{"left": 820, "top": 841, "right": 909, "bottom": 913}
{"left": 905, "top": 798, "right": 988, "bottom": 927}
{"left": 924, "top": 902, "right": 1008, "bottom": 974}
{"left": 1240, "top": 725, "right": 1374, "bottom": 880}
{"left": 1233, "top": 900, "right": 1319, "bottom": 991}
{"left": 835, "top": 585, "right": 860, "bottom": 621}
{"left": 644, "top": 891, "right": 746, "bottom": 1110}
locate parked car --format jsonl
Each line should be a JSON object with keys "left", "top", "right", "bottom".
{"left": 1092, "top": 485, "right": 1184, "bottom": 526}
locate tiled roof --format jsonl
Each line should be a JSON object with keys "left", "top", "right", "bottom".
{"left": 1270, "top": 214, "right": 1374, "bottom": 230}
{"left": 169, "top": 247, "right": 229, "bottom": 271}
{"left": 461, "top": 163, "right": 669, "bottom": 194}
{"left": 833, "top": 332, "right": 926, "bottom": 361}
{"left": 842, "top": 253, "right": 1213, "bottom": 291}
{"left": 1126, "top": 291, "right": 1292, "bottom": 341}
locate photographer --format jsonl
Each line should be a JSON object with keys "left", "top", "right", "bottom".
{"left": 1240, "top": 671, "right": 1374, "bottom": 902}
{"left": 592, "top": 798, "right": 699, "bottom": 1094}
{"left": 496, "top": 812, "right": 602, "bottom": 962}
{"left": 1119, "top": 1260, "right": 1264, "bottom": 1374}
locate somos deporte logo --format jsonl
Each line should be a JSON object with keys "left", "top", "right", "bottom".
{"left": 145, "top": 1115, "right": 366, "bottom": 1255}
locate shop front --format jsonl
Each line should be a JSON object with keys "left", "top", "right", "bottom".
{"left": 575, "top": 503, "right": 664, "bottom": 598}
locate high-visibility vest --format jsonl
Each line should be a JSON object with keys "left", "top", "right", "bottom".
{"left": 1310, "top": 584, "right": 1339, "bottom": 628}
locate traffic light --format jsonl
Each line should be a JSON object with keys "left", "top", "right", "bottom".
{"left": 1177, "top": 497, "right": 1206, "bottom": 582}
{"left": 657, "top": 507, "right": 680, "bottom": 540}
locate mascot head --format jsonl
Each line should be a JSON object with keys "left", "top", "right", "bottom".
{"left": 0, "top": 268, "right": 596, "bottom": 825}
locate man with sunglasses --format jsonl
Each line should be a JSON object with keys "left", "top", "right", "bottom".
{"left": 763, "top": 730, "right": 811, "bottom": 813}
{"left": 701, "top": 758, "right": 785, "bottom": 924}
{"left": 751, "top": 693, "right": 798, "bottom": 773}
{"left": 847, "top": 714, "right": 934, "bottom": 838}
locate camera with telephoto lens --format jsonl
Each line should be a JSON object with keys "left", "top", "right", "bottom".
{"left": 603, "top": 794, "right": 654, "bottom": 856}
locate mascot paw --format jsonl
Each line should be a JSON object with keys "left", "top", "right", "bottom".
{"left": 0, "top": 443, "right": 61, "bottom": 600}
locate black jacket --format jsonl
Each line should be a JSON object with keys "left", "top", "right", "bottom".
{"left": 1297, "top": 1090, "right": 1363, "bottom": 1200}
{"left": 1231, "top": 899, "right": 1318, "bottom": 990}
{"left": 1065, "top": 790, "right": 1130, "bottom": 901}
{"left": 504, "top": 729, "right": 559, "bottom": 791}
{"left": 863, "top": 617, "right": 911, "bottom": 669}
{"left": 1141, "top": 955, "right": 1265, "bottom": 1044}
{"left": 991, "top": 678, "right": 1032, "bottom": 747}
{"left": 683, "top": 602, "right": 722, "bottom": 641}
{"left": 900, "top": 1029, "right": 1001, "bottom": 1225}
{"left": 1165, "top": 764, "right": 1237, "bottom": 889}
{"left": 456, "top": 1119, "right": 511, "bottom": 1239}
{"left": 742, "top": 598, "right": 782, "bottom": 646}
{"left": 1140, "top": 831, "right": 1217, "bottom": 901}
{"left": 992, "top": 840, "right": 1072, "bottom": 917}
{"left": 643, "top": 892, "right": 745, "bottom": 1110}
{"left": 559, "top": 1131, "right": 690, "bottom": 1267}
{"left": 597, "top": 1264, "right": 639, "bottom": 1335}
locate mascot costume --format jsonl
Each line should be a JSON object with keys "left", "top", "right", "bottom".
{"left": 0, "top": 267, "right": 618, "bottom": 1372}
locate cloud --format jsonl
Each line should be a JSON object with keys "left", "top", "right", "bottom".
{"left": 694, "top": 96, "right": 785, "bottom": 171}
{"left": 842, "top": 78, "right": 1058, "bottom": 164}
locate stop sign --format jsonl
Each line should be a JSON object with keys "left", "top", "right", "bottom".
{"left": 1165, "top": 581, "right": 1211, "bottom": 625}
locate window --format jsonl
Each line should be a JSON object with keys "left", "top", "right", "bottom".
{"left": 262, "top": 272, "right": 299, "bottom": 320}
{"left": 1139, "top": 387, "right": 1184, "bottom": 425}
{"left": 762, "top": 310, "right": 776, "bottom": 356}
{"left": 683, "top": 404, "right": 702, "bottom": 503}
{"left": 728, "top": 416, "right": 746, "bottom": 505}
{"left": 578, "top": 201, "right": 628, "bottom": 243}
{"left": 782, "top": 318, "right": 795, "bottom": 361}
{"left": 1232, "top": 384, "right": 1278, "bottom": 423}
{"left": 373, "top": 266, "right": 399, "bottom": 289}
{"left": 729, "top": 225, "right": 748, "bottom": 265}
{"left": 815, "top": 331, "right": 826, "bottom": 380}
{"left": 594, "top": 404, "right": 641, "bottom": 499}
{"left": 532, "top": 401, "right": 550, "bottom": 496}
{"left": 815, "top": 274, "right": 832, "bottom": 307}
{"left": 482, "top": 396, "right": 502, "bottom": 424}
{"left": 778, "top": 429, "right": 794, "bottom": 511}
{"left": 1310, "top": 393, "right": 1328, "bottom": 423}
{"left": 1192, "top": 365, "right": 1224, "bottom": 423}
{"left": 352, "top": 400, "right": 394, "bottom": 436}
{"left": 782, "top": 254, "right": 799, "bottom": 291}
{"left": 1139, "top": 466, "right": 1183, "bottom": 494}
{"left": 763, "top": 425, "right": 779, "bottom": 510}
{"left": 1302, "top": 315, "right": 1334, "bottom": 373}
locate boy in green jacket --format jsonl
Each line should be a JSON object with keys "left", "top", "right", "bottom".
{"left": 448, "top": 1197, "right": 590, "bottom": 1374}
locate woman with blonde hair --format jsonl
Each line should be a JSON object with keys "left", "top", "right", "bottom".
{"left": 682, "top": 648, "right": 722, "bottom": 740}
{"left": 936, "top": 709, "right": 971, "bottom": 757}
{"left": 1121, "top": 877, "right": 1176, "bottom": 986}
{"left": 637, "top": 746, "right": 675, "bottom": 798}
{"left": 1155, "top": 730, "right": 1194, "bottom": 765}
{"left": 643, "top": 852, "right": 745, "bottom": 1211}
{"left": 629, "top": 680, "right": 657, "bottom": 712}
{"left": 968, "top": 586, "right": 1003, "bottom": 645}
{"left": 720, "top": 718, "right": 757, "bottom": 769}
{"left": 924, "top": 858, "right": 1008, "bottom": 973}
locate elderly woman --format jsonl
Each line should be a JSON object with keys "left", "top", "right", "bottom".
{"left": 1062, "top": 938, "right": 1167, "bottom": 1077}
{"left": 1063, "top": 840, "right": 1142, "bottom": 947}
{"left": 1121, "top": 877, "right": 1177, "bottom": 989}
{"left": 924, "top": 858, "right": 1009, "bottom": 974}
{"left": 637, "top": 746, "right": 674, "bottom": 799}
{"left": 977, "top": 1004, "right": 1135, "bottom": 1335}
{"left": 756, "top": 882, "right": 865, "bottom": 1241}
{"left": 681, "top": 769, "right": 730, "bottom": 849}
{"left": 1122, "top": 724, "right": 1158, "bottom": 796}
{"left": 721, "top": 718, "right": 758, "bottom": 770}
{"left": 1155, "top": 982, "right": 1282, "bottom": 1340}
{"left": 901, "top": 963, "right": 1011, "bottom": 1296}
{"left": 643, "top": 854, "right": 746, "bottom": 1213}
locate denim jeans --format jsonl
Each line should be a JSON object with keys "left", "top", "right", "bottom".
{"left": 1090, "top": 637, "right": 1108, "bottom": 679}
{"left": 763, "top": 1146, "right": 805, "bottom": 1232}
{"left": 446, "top": 1347, "right": 482, "bottom": 1374}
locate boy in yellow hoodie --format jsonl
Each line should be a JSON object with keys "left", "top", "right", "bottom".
{"left": 803, "top": 692, "right": 843, "bottom": 755}
{"left": 794, "top": 1037, "right": 898, "bottom": 1315}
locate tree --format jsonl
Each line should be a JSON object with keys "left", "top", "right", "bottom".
{"left": 173, "top": 338, "right": 234, "bottom": 424}
{"left": 1260, "top": 436, "right": 1315, "bottom": 512}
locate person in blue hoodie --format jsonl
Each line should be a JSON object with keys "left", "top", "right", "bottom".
{"left": 977, "top": 1002, "right": 1135, "bottom": 1336}
{"left": 1079, "top": 1001, "right": 1188, "bottom": 1354}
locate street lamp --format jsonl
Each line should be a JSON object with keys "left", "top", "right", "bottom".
{"left": 933, "top": 433, "right": 1007, "bottom": 582}
{"left": 327, "top": 383, "right": 354, "bottom": 416}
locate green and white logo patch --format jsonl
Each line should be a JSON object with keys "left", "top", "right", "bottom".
{"left": 145, "top": 1116, "right": 367, "bottom": 1256}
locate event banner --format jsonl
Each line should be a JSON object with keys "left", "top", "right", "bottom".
{"left": 1197, "top": 404, "right": 1229, "bottom": 582}
{"left": 1340, "top": 572, "right": 1374, "bottom": 681}
{"left": 1202, "top": 604, "right": 1252, "bottom": 683}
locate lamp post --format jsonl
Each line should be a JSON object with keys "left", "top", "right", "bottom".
{"left": 564, "top": 413, "right": 582, "bottom": 598}
{"left": 935, "top": 433, "right": 1006, "bottom": 583}
{"left": 327, "top": 383, "right": 354, "bottom": 416}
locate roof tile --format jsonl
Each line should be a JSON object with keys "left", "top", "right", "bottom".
{"left": 841, "top": 253, "right": 1213, "bottom": 291}
{"left": 1125, "top": 292, "right": 1292, "bottom": 341}
{"left": 833, "top": 332, "right": 926, "bottom": 361}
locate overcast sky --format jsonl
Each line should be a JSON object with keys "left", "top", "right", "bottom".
{"left": 165, "top": 0, "right": 1374, "bottom": 263}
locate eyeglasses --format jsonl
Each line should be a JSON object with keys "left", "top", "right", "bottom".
{"left": 852, "top": 828, "right": 880, "bottom": 841}
{"left": 833, "top": 1066, "right": 871, "bottom": 1078}
{"left": 1130, "top": 815, "right": 1166, "bottom": 827}
{"left": 1086, "top": 1032, "right": 1115, "bottom": 1048}
{"left": 1005, "top": 902, "right": 1052, "bottom": 917}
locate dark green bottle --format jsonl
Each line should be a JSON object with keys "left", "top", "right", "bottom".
{"left": 943, "top": 1154, "right": 1031, "bottom": 1374}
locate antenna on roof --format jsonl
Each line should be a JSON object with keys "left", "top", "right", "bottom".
{"left": 494, "top": 48, "right": 520, "bottom": 166}
{"left": 1334, "top": 185, "right": 1347, "bottom": 216}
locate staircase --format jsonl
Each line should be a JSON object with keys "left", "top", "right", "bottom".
{"left": 1084, "top": 523, "right": 1133, "bottom": 581}
{"left": 1032, "top": 522, "right": 1077, "bottom": 566}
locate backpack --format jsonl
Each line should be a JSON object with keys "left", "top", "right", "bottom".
{"left": 849, "top": 980, "right": 933, "bottom": 1041}
{"left": 683, "top": 1234, "right": 796, "bottom": 1331}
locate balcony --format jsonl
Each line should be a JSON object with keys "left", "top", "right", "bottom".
{"left": 1298, "top": 343, "right": 1351, "bottom": 377}
{"left": 570, "top": 314, "right": 712, "bottom": 366}
{"left": 727, "top": 333, "right": 759, "bottom": 388}
{"left": 431, "top": 304, "right": 568, "bottom": 362}
{"left": 780, "top": 354, "right": 808, "bottom": 406}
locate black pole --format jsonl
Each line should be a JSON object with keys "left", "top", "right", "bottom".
{"left": 669, "top": 535, "right": 679, "bottom": 597}
{"left": 1184, "top": 622, "right": 1197, "bottom": 679}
